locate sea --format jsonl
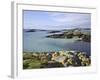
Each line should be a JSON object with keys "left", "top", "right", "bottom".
{"left": 23, "top": 29, "right": 91, "bottom": 56}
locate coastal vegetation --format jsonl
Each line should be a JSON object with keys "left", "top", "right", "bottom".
{"left": 23, "top": 50, "right": 91, "bottom": 69}
{"left": 46, "top": 29, "right": 91, "bottom": 42}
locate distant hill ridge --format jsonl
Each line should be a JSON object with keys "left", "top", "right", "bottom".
{"left": 24, "top": 28, "right": 90, "bottom": 32}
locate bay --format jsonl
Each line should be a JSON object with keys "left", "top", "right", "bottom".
{"left": 23, "top": 30, "right": 90, "bottom": 55}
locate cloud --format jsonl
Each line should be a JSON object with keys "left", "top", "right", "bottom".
{"left": 48, "top": 12, "right": 90, "bottom": 25}
{"left": 49, "top": 13, "right": 70, "bottom": 22}
{"left": 24, "top": 11, "right": 91, "bottom": 29}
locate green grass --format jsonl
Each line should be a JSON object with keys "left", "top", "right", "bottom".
{"left": 23, "top": 59, "right": 42, "bottom": 69}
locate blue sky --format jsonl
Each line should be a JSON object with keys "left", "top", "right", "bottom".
{"left": 23, "top": 10, "right": 91, "bottom": 30}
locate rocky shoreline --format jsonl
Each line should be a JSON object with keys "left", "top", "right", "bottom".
{"left": 23, "top": 50, "right": 91, "bottom": 69}
{"left": 46, "top": 29, "right": 90, "bottom": 42}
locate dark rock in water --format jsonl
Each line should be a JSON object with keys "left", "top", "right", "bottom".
{"left": 46, "top": 33, "right": 64, "bottom": 38}
{"left": 39, "top": 30, "right": 48, "bottom": 31}
{"left": 81, "top": 34, "right": 91, "bottom": 42}
{"left": 26, "top": 29, "right": 37, "bottom": 32}
{"left": 48, "top": 31, "right": 61, "bottom": 33}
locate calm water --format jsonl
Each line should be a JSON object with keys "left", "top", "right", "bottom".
{"left": 23, "top": 30, "right": 91, "bottom": 55}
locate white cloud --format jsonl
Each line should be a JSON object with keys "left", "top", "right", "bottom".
{"left": 49, "top": 13, "right": 69, "bottom": 22}
{"left": 47, "top": 12, "right": 91, "bottom": 27}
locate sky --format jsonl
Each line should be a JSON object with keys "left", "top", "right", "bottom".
{"left": 23, "top": 10, "right": 91, "bottom": 30}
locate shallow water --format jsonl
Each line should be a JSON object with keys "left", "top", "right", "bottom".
{"left": 23, "top": 30, "right": 91, "bottom": 55}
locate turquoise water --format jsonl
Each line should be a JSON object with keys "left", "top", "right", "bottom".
{"left": 23, "top": 30, "right": 90, "bottom": 55}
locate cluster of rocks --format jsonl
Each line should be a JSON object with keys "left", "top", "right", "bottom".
{"left": 48, "top": 51, "right": 91, "bottom": 67}
{"left": 23, "top": 51, "right": 91, "bottom": 69}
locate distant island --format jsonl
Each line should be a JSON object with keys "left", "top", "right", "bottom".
{"left": 26, "top": 29, "right": 37, "bottom": 32}
{"left": 48, "top": 31, "right": 61, "bottom": 33}
{"left": 25, "top": 29, "right": 48, "bottom": 32}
